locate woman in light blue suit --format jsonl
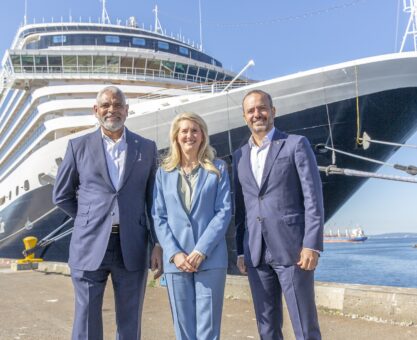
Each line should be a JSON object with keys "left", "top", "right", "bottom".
{"left": 153, "top": 112, "right": 232, "bottom": 340}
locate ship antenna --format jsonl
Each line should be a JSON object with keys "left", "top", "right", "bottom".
{"left": 101, "top": 0, "right": 111, "bottom": 24}
{"left": 24, "top": 0, "right": 27, "bottom": 25}
{"left": 400, "top": 0, "right": 417, "bottom": 52}
{"left": 199, "top": 0, "right": 203, "bottom": 51}
{"left": 153, "top": 5, "right": 164, "bottom": 34}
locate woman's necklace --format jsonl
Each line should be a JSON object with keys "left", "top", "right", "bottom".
{"left": 181, "top": 163, "right": 198, "bottom": 180}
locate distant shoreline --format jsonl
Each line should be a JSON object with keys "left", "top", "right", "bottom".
{"left": 367, "top": 232, "right": 417, "bottom": 237}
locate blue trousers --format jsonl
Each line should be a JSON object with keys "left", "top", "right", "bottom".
{"left": 70, "top": 234, "right": 148, "bottom": 340}
{"left": 165, "top": 268, "right": 227, "bottom": 340}
{"left": 247, "top": 245, "right": 321, "bottom": 340}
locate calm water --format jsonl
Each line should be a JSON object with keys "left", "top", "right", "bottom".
{"left": 315, "top": 236, "right": 417, "bottom": 288}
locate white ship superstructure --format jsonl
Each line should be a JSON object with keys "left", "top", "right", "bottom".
{"left": 0, "top": 11, "right": 248, "bottom": 207}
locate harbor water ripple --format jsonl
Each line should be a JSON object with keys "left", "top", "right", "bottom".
{"left": 315, "top": 236, "right": 417, "bottom": 288}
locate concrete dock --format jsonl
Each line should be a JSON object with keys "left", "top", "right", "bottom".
{"left": 0, "top": 259, "right": 416, "bottom": 340}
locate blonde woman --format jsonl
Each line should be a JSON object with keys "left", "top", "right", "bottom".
{"left": 152, "top": 112, "right": 232, "bottom": 340}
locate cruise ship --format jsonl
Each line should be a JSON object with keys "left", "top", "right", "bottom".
{"left": 1, "top": 3, "right": 417, "bottom": 264}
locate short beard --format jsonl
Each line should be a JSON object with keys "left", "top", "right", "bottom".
{"left": 97, "top": 115, "right": 124, "bottom": 132}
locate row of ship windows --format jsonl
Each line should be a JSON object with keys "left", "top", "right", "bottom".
{"left": 53, "top": 35, "right": 187, "bottom": 55}
{"left": 0, "top": 180, "right": 30, "bottom": 206}
{"left": 8, "top": 54, "right": 233, "bottom": 83}
{"left": 25, "top": 34, "right": 222, "bottom": 67}
{"left": 0, "top": 157, "right": 62, "bottom": 207}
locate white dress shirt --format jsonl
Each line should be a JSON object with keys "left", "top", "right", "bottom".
{"left": 101, "top": 129, "right": 127, "bottom": 225}
{"left": 249, "top": 127, "right": 276, "bottom": 187}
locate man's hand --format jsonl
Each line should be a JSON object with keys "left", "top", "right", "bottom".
{"left": 173, "top": 252, "right": 197, "bottom": 273}
{"left": 151, "top": 244, "right": 163, "bottom": 279}
{"left": 186, "top": 251, "right": 205, "bottom": 270}
{"left": 237, "top": 256, "right": 247, "bottom": 275}
{"left": 297, "top": 248, "right": 319, "bottom": 271}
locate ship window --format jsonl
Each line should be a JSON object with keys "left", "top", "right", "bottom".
{"left": 157, "top": 41, "right": 169, "bottom": 50}
{"left": 0, "top": 196, "right": 5, "bottom": 206}
{"left": 133, "top": 58, "right": 146, "bottom": 75}
{"left": 198, "top": 68, "right": 208, "bottom": 80}
{"left": 15, "top": 186, "right": 19, "bottom": 196}
{"left": 121, "top": 57, "right": 133, "bottom": 74}
{"left": 93, "top": 56, "right": 105, "bottom": 73}
{"left": 105, "top": 35, "right": 120, "bottom": 44}
{"left": 106, "top": 56, "right": 119, "bottom": 73}
{"left": 216, "top": 73, "right": 225, "bottom": 81}
{"left": 175, "top": 63, "right": 187, "bottom": 74}
{"left": 23, "top": 180, "right": 30, "bottom": 191}
{"left": 55, "top": 158, "right": 63, "bottom": 166}
{"left": 187, "top": 66, "right": 198, "bottom": 81}
{"left": 63, "top": 55, "right": 77, "bottom": 73}
{"left": 22, "top": 55, "right": 34, "bottom": 73}
{"left": 161, "top": 61, "right": 174, "bottom": 77}
{"left": 52, "top": 35, "right": 66, "bottom": 44}
{"left": 34, "top": 56, "right": 47, "bottom": 73}
{"left": 132, "top": 37, "right": 146, "bottom": 46}
{"left": 11, "top": 55, "right": 22, "bottom": 72}
{"left": 48, "top": 56, "right": 62, "bottom": 73}
{"left": 179, "top": 46, "right": 189, "bottom": 56}
{"left": 207, "top": 70, "right": 217, "bottom": 81}
{"left": 9, "top": 191, "right": 11, "bottom": 200}
{"left": 146, "top": 59, "right": 161, "bottom": 73}
{"left": 78, "top": 56, "right": 92, "bottom": 73}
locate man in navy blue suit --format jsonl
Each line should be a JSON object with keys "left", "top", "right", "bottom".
{"left": 53, "top": 86, "right": 162, "bottom": 339}
{"left": 234, "top": 89, "right": 324, "bottom": 340}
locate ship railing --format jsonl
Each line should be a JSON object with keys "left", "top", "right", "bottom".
{"left": 134, "top": 81, "right": 251, "bottom": 102}
{"left": 6, "top": 65, "right": 235, "bottom": 86}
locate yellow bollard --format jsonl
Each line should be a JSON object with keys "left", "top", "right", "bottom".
{"left": 16, "top": 236, "right": 43, "bottom": 264}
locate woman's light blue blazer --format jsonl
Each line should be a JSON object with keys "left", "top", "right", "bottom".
{"left": 152, "top": 159, "right": 232, "bottom": 273}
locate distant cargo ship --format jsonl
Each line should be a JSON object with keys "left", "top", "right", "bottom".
{"left": 324, "top": 227, "right": 368, "bottom": 243}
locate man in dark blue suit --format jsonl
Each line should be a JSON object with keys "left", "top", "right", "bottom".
{"left": 53, "top": 86, "right": 162, "bottom": 339}
{"left": 234, "top": 89, "right": 324, "bottom": 340}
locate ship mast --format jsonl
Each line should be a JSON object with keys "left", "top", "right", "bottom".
{"left": 199, "top": 0, "right": 203, "bottom": 51}
{"left": 400, "top": 0, "right": 417, "bottom": 52}
{"left": 24, "top": 0, "right": 28, "bottom": 25}
{"left": 101, "top": 0, "right": 111, "bottom": 24}
{"left": 153, "top": 5, "right": 164, "bottom": 34}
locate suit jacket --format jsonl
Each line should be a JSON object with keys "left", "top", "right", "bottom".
{"left": 53, "top": 128, "right": 157, "bottom": 271}
{"left": 234, "top": 129, "right": 324, "bottom": 267}
{"left": 152, "top": 159, "right": 232, "bottom": 273}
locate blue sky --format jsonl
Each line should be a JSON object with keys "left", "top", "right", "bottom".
{"left": 1, "top": 0, "right": 416, "bottom": 234}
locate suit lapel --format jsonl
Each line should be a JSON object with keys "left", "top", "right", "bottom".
{"left": 190, "top": 166, "right": 209, "bottom": 212}
{"left": 259, "top": 130, "right": 286, "bottom": 190}
{"left": 240, "top": 144, "right": 259, "bottom": 189}
{"left": 169, "top": 169, "right": 182, "bottom": 207}
{"left": 88, "top": 129, "right": 115, "bottom": 191}
{"left": 119, "top": 129, "right": 140, "bottom": 190}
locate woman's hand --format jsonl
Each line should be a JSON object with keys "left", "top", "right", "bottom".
{"left": 186, "top": 251, "right": 205, "bottom": 270}
{"left": 173, "top": 252, "right": 197, "bottom": 272}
